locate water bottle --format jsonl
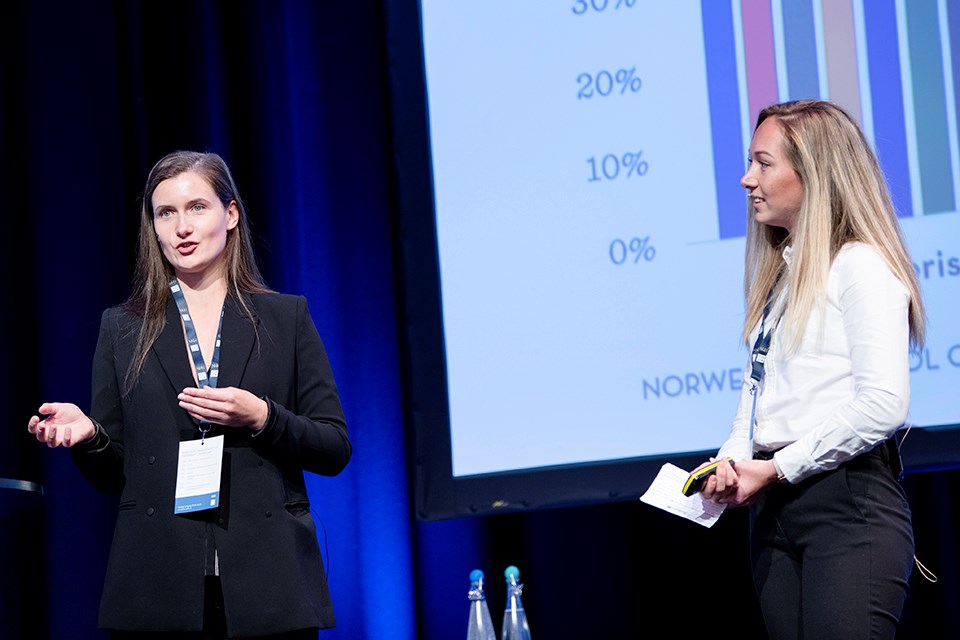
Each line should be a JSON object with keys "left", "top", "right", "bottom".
{"left": 466, "top": 569, "right": 497, "bottom": 640}
{"left": 501, "top": 565, "right": 532, "bottom": 640}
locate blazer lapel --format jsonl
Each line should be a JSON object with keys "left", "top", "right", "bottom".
{"left": 153, "top": 297, "right": 200, "bottom": 394}
{"left": 151, "top": 293, "right": 258, "bottom": 393}
{"left": 216, "top": 294, "right": 258, "bottom": 390}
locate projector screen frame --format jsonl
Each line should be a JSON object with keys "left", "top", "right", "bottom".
{"left": 385, "top": 1, "right": 960, "bottom": 522}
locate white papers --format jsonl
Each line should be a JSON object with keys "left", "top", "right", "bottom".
{"left": 174, "top": 435, "right": 224, "bottom": 514}
{"left": 640, "top": 463, "right": 726, "bottom": 527}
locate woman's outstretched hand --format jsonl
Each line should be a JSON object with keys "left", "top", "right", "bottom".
{"left": 27, "top": 403, "right": 96, "bottom": 447}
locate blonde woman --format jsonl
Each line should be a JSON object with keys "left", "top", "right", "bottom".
{"left": 699, "top": 100, "right": 924, "bottom": 639}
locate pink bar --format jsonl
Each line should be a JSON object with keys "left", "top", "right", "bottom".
{"left": 741, "top": 0, "right": 779, "bottom": 128}
{"left": 821, "top": 0, "right": 862, "bottom": 123}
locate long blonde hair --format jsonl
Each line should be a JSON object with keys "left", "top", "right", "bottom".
{"left": 742, "top": 100, "right": 924, "bottom": 350}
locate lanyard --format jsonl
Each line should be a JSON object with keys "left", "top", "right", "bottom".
{"left": 748, "top": 297, "right": 779, "bottom": 445}
{"left": 169, "top": 276, "right": 224, "bottom": 436}
{"left": 749, "top": 299, "right": 776, "bottom": 385}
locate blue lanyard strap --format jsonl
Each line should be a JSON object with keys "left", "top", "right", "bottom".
{"left": 748, "top": 298, "right": 778, "bottom": 445}
{"left": 749, "top": 299, "right": 775, "bottom": 385}
{"left": 169, "top": 276, "right": 224, "bottom": 434}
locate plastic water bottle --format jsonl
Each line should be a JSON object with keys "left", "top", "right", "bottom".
{"left": 501, "top": 565, "right": 532, "bottom": 640}
{"left": 466, "top": 569, "right": 497, "bottom": 640}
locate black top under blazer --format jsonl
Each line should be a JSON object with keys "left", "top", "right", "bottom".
{"left": 71, "top": 292, "right": 352, "bottom": 636}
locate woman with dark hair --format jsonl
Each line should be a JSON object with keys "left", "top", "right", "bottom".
{"left": 696, "top": 101, "right": 924, "bottom": 639}
{"left": 29, "top": 150, "right": 351, "bottom": 639}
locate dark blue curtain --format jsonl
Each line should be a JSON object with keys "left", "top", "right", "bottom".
{"left": 3, "top": 2, "right": 416, "bottom": 638}
{"left": 2, "top": 2, "right": 958, "bottom": 638}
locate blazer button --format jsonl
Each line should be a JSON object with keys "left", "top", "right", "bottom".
{"left": 148, "top": 456, "right": 156, "bottom": 465}
{"left": 146, "top": 507, "right": 155, "bottom": 516}
{"left": 265, "top": 511, "right": 272, "bottom": 518}
{"left": 258, "top": 459, "right": 264, "bottom": 467}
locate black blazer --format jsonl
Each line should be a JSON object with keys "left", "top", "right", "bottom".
{"left": 72, "top": 292, "right": 352, "bottom": 635}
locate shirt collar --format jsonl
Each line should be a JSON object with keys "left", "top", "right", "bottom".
{"left": 782, "top": 244, "right": 795, "bottom": 268}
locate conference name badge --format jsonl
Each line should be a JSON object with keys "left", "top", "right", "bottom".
{"left": 174, "top": 435, "right": 224, "bottom": 514}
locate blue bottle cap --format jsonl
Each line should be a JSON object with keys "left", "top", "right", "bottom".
{"left": 470, "top": 569, "right": 484, "bottom": 582}
{"left": 504, "top": 565, "right": 520, "bottom": 580}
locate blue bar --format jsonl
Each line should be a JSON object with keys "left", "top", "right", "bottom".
{"left": 864, "top": 0, "right": 914, "bottom": 217}
{"left": 948, "top": 0, "right": 960, "bottom": 205}
{"left": 174, "top": 492, "right": 219, "bottom": 514}
{"left": 782, "top": 0, "right": 820, "bottom": 99}
{"left": 702, "top": 0, "right": 747, "bottom": 239}
{"left": 907, "top": 0, "right": 955, "bottom": 214}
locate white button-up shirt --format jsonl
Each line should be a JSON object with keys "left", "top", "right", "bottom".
{"left": 718, "top": 242, "right": 912, "bottom": 483}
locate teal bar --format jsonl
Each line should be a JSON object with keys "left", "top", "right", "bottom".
{"left": 907, "top": 0, "right": 955, "bottom": 214}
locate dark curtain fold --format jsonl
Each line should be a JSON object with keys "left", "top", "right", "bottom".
{"left": 2, "top": 2, "right": 958, "bottom": 638}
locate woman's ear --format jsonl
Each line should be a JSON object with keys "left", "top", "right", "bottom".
{"left": 227, "top": 201, "right": 240, "bottom": 230}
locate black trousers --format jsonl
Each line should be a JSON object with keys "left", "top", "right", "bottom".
{"left": 750, "top": 441, "right": 914, "bottom": 640}
{"left": 110, "top": 577, "right": 319, "bottom": 640}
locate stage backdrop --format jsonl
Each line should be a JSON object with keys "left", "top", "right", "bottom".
{"left": 1, "top": 1, "right": 957, "bottom": 638}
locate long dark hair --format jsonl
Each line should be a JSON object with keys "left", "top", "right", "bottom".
{"left": 122, "top": 150, "right": 272, "bottom": 392}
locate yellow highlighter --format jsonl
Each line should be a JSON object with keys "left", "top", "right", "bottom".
{"left": 682, "top": 458, "right": 736, "bottom": 496}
